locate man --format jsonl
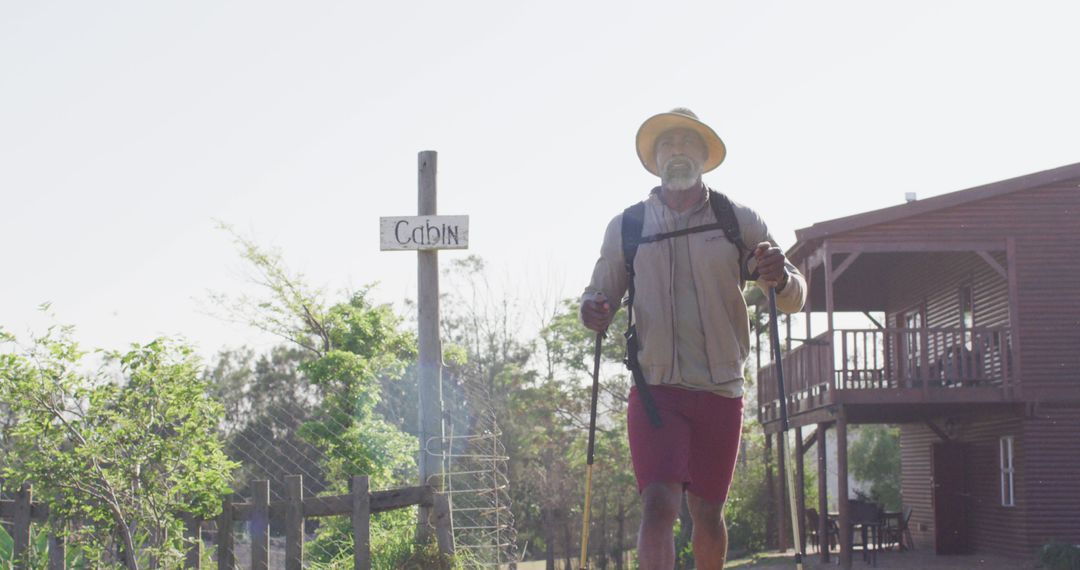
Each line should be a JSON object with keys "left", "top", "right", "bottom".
{"left": 581, "top": 108, "right": 806, "bottom": 569}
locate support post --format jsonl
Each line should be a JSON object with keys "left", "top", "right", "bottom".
{"left": 13, "top": 483, "right": 31, "bottom": 570}
{"left": 817, "top": 422, "right": 830, "bottom": 563}
{"left": 837, "top": 409, "right": 852, "bottom": 569}
{"left": 824, "top": 242, "right": 836, "bottom": 395}
{"left": 765, "top": 433, "right": 776, "bottom": 548}
{"left": 433, "top": 493, "right": 455, "bottom": 555}
{"left": 48, "top": 524, "right": 65, "bottom": 570}
{"left": 286, "top": 475, "right": 304, "bottom": 570}
{"left": 252, "top": 480, "right": 270, "bottom": 570}
{"left": 417, "top": 151, "right": 446, "bottom": 537}
{"left": 183, "top": 514, "right": 202, "bottom": 569}
{"left": 217, "top": 494, "right": 235, "bottom": 570}
{"left": 776, "top": 432, "right": 789, "bottom": 551}
{"left": 1006, "top": 237, "right": 1023, "bottom": 398}
{"left": 352, "top": 476, "right": 371, "bottom": 570}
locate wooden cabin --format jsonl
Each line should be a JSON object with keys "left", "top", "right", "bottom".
{"left": 756, "top": 162, "right": 1080, "bottom": 567}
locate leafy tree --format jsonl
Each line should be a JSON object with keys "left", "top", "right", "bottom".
{"left": 211, "top": 227, "right": 435, "bottom": 567}
{"left": 0, "top": 325, "right": 236, "bottom": 570}
{"left": 849, "top": 425, "right": 901, "bottom": 510}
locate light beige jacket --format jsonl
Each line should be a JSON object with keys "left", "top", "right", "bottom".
{"left": 582, "top": 190, "right": 806, "bottom": 396}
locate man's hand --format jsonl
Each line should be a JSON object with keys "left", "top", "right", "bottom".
{"left": 753, "top": 242, "right": 789, "bottom": 289}
{"left": 582, "top": 293, "right": 615, "bottom": 333}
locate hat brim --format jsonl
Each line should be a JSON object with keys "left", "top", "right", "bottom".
{"left": 636, "top": 112, "right": 726, "bottom": 176}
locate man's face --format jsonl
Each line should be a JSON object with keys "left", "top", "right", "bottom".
{"left": 655, "top": 128, "right": 707, "bottom": 191}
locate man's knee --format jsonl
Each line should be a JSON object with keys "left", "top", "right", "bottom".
{"left": 687, "top": 493, "right": 725, "bottom": 530}
{"left": 640, "top": 483, "right": 682, "bottom": 525}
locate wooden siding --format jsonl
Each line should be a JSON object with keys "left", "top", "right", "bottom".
{"left": 901, "top": 416, "right": 1030, "bottom": 558}
{"left": 899, "top": 423, "right": 935, "bottom": 551}
{"left": 837, "top": 185, "right": 1080, "bottom": 391}
{"left": 1020, "top": 404, "right": 1080, "bottom": 550}
{"left": 884, "top": 251, "right": 1012, "bottom": 383}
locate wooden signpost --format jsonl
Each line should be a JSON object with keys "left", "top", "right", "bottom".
{"left": 381, "top": 151, "right": 467, "bottom": 537}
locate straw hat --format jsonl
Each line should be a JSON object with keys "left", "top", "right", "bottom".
{"left": 635, "top": 107, "right": 726, "bottom": 176}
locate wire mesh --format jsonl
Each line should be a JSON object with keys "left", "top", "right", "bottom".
{"left": 440, "top": 372, "right": 519, "bottom": 568}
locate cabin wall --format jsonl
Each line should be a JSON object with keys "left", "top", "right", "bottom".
{"left": 900, "top": 416, "right": 1030, "bottom": 558}
{"left": 1021, "top": 403, "right": 1080, "bottom": 552}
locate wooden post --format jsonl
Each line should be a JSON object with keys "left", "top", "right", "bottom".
{"left": 48, "top": 527, "right": 64, "bottom": 570}
{"left": 837, "top": 409, "right": 852, "bottom": 569}
{"left": 183, "top": 514, "right": 202, "bottom": 569}
{"left": 764, "top": 433, "right": 776, "bottom": 548}
{"left": 417, "top": 150, "right": 446, "bottom": 536}
{"left": 432, "top": 493, "right": 455, "bottom": 555}
{"left": 824, "top": 242, "right": 836, "bottom": 394}
{"left": 352, "top": 476, "right": 371, "bottom": 570}
{"left": 286, "top": 474, "right": 304, "bottom": 570}
{"left": 795, "top": 426, "right": 806, "bottom": 552}
{"left": 817, "top": 422, "right": 830, "bottom": 563}
{"left": 1005, "top": 236, "right": 1022, "bottom": 398}
{"left": 13, "top": 483, "right": 31, "bottom": 570}
{"left": 252, "top": 480, "right": 270, "bottom": 570}
{"left": 803, "top": 261, "right": 812, "bottom": 342}
{"left": 217, "top": 494, "right": 235, "bottom": 570}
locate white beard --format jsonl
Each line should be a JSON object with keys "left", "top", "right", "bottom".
{"left": 660, "top": 156, "right": 702, "bottom": 191}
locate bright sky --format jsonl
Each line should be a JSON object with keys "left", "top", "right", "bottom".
{"left": 3, "top": 1, "right": 1079, "bottom": 360}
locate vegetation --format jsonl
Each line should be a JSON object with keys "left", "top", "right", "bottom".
{"left": 849, "top": 425, "right": 902, "bottom": 511}
{"left": 0, "top": 322, "right": 236, "bottom": 570}
{"left": 0, "top": 236, "right": 804, "bottom": 568}
{"left": 1039, "top": 541, "right": 1080, "bottom": 570}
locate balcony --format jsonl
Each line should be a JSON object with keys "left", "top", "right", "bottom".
{"left": 758, "top": 326, "right": 1016, "bottom": 426}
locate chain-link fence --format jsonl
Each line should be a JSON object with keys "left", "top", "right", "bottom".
{"left": 210, "top": 343, "right": 518, "bottom": 568}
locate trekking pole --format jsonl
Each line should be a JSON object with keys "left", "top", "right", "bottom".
{"left": 579, "top": 330, "right": 604, "bottom": 570}
{"left": 768, "top": 287, "right": 804, "bottom": 570}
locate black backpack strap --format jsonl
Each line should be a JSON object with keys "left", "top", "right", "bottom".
{"left": 708, "top": 189, "right": 759, "bottom": 283}
{"left": 620, "top": 202, "right": 662, "bottom": 428}
{"left": 621, "top": 201, "right": 646, "bottom": 283}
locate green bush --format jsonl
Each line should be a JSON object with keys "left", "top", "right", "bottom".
{"left": 1040, "top": 541, "right": 1080, "bottom": 570}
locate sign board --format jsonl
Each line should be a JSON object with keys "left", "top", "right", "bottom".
{"left": 380, "top": 215, "right": 469, "bottom": 251}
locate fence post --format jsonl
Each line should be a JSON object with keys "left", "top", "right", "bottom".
{"left": 183, "top": 514, "right": 202, "bottom": 569}
{"left": 13, "top": 483, "right": 31, "bottom": 570}
{"left": 351, "top": 476, "right": 370, "bottom": 570}
{"left": 217, "top": 495, "right": 235, "bottom": 570}
{"left": 252, "top": 480, "right": 270, "bottom": 570}
{"left": 432, "top": 493, "right": 454, "bottom": 555}
{"left": 48, "top": 521, "right": 65, "bottom": 570}
{"left": 286, "top": 475, "right": 304, "bottom": 570}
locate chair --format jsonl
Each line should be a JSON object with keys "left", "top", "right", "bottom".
{"left": 882, "top": 506, "right": 914, "bottom": 551}
{"left": 848, "top": 500, "right": 884, "bottom": 566}
{"left": 806, "top": 507, "right": 839, "bottom": 552}
{"left": 805, "top": 507, "right": 820, "bottom": 552}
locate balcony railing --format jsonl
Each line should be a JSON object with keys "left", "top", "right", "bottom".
{"left": 758, "top": 326, "right": 1013, "bottom": 421}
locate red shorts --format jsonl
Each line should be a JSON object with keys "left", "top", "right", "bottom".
{"left": 627, "top": 385, "right": 743, "bottom": 505}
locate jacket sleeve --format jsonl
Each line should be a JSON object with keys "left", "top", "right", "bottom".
{"left": 739, "top": 207, "right": 807, "bottom": 315}
{"left": 580, "top": 213, "right": 629, "bottom": 323}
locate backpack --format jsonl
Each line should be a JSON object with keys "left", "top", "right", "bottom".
{"left": 620, "top": 189, "right": 756, "bottom": 427}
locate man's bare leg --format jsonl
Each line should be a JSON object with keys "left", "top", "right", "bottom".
{"left": 687, "top": 492, "right": 728, "bottom": 570}
{"left": 637, "top": 482, "right": 682, "bottom": 570}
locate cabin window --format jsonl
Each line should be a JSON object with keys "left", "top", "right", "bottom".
{"left": 959, "top": 286, "right": 974, "bottom": 350}
{"left": 1000, "top": 436, "right": 1015, "bottom": 507}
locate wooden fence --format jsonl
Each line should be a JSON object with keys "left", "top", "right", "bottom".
{"left": 0, "top": 474, "right": 453, "bottom": 570}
